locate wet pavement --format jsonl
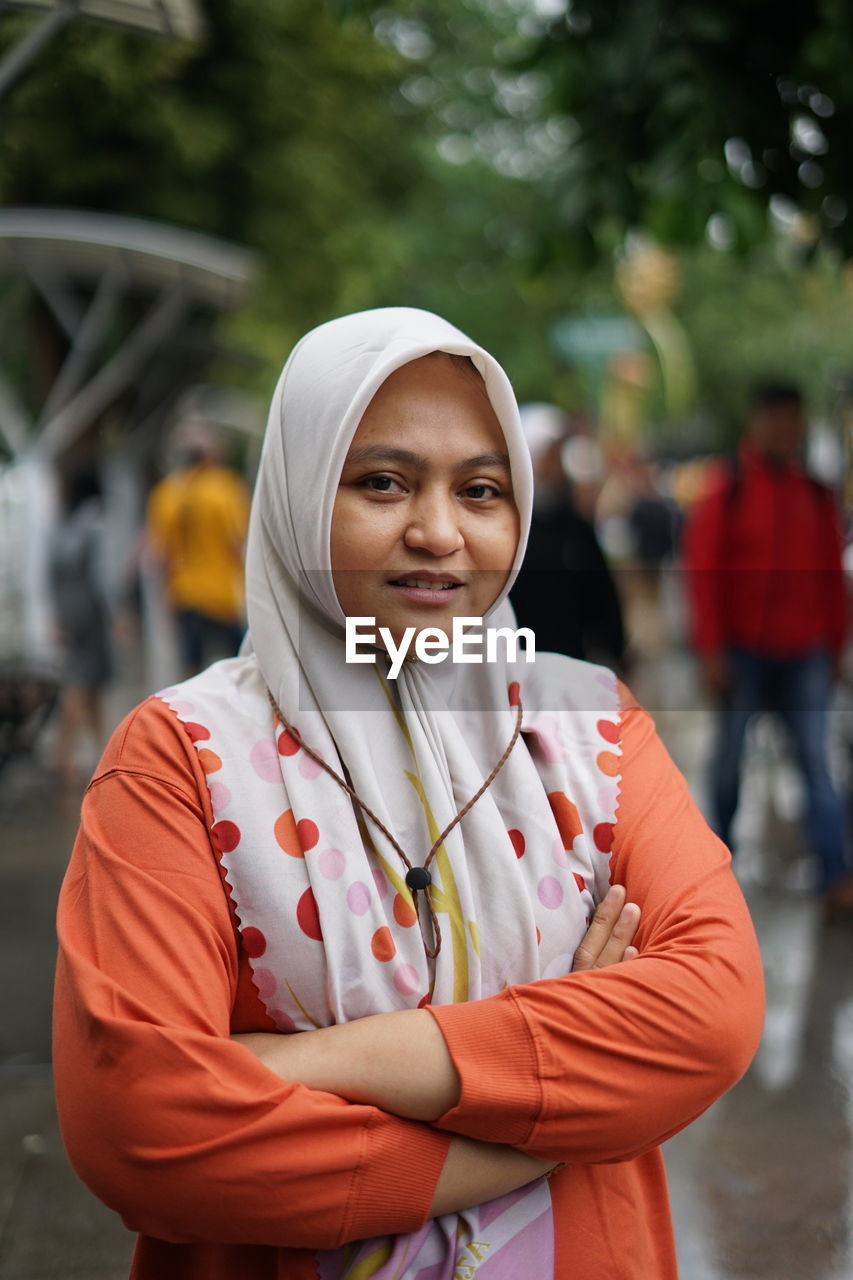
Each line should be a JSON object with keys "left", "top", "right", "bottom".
{"left": 1, "top": 649, "right": 852, "bottom": 1279}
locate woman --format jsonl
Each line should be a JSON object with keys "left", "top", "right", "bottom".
{"left": 53, "top": 308, "right": 764, "bottom": 1279}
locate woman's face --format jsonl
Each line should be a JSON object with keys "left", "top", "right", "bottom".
{"left": 331, "top": 354, "right": 520, "bottom": 645}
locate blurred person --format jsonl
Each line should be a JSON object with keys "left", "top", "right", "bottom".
{"left": 48, "top": 465, "right": 114, "bottom": 785}
{"left": 596, "top": 445, "right": 680, "bottom": 661}
{"left": 510, "top": 403, "right": 627, "bottom": 668}
{"left": 147, "top": 419, "right": 250, "bottom": 677}
{"left": 54, "top": 309, "right": 763, "bottom": 1279}
{"left": 683, "top": 380, "right": 853, "bottom": 917}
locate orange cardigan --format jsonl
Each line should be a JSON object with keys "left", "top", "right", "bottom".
{"left": 53, "top": 686, "right": 764, "bottom": 1279}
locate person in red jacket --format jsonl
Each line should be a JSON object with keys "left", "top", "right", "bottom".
{"left": 683, "top": 381, "right": 852, "bottom": 915}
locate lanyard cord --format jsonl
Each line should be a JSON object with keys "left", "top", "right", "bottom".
{"left": 265, "top": 688, "right": 524, "bottom": 959}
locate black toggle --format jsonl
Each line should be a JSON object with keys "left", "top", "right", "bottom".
{"left": 405, "top": 866, "right": 432, "bottom": 892}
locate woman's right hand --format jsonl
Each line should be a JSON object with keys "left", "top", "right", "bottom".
{"left": 571, "top": 883, "right": 640, "bottom": 972}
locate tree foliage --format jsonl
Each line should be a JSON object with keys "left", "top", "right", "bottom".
{"left": 0, "top": 0, "right": 427, "bottom": 339}
{"left": 504, "top": 0, "right": 853, "bottom": 258}
{"left": 3, "top": 0, "right": 853, "bottom": 443}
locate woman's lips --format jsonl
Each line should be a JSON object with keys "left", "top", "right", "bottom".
{"left": 387, "top": 576, "right": 463, "bottom": 606}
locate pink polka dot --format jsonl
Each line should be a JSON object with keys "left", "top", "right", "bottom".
{"left": 596, "top": 672, "right": 615, "bottom": 689}
{"left": 169, "top": 700, "right": 195, "bottom": 716}
{"left": 318, "top": 848, "right": 346, "bottom": 879}
{"left": 208, "top": 781, "right": 232, "bottom": 812}
{"left": 508, "top": 828, "right": 525, "bottom": 858}
{"left": 269, "top": 1008, "right": 296, "bottom": 1032}
{"left": 372, "top": 868, "right": 389, "bottom": 899}
{"left": 296, "top": 888, "right": 323, "bottom": 941}
{"left": 250, "top": 738, "right": 282, "bottom": 783}
{"left": 297, "top": 818, "right": 319, "bottom": 851}
{"left": 394, "top": 964, "right": 420, "bottom": 996}
{"left": 552, "top": 843, "right": 570, "bottom": 868}
{"left": 598, "top": 784, "right": 619, "bottom": 812}
{"left": 298, "top": 753, "right": 324, "bottom": 780}
{"left": 537, "top": 876, "right": 564, "bottom": 910}
{"left": 242, "top": 926, "right": 267, "bottom": 958}
{"left": 347, "top": 881, "right": 372, "bottom": 915}
{"left": 158, "top": 687, "right": 178, "bottom": 699}
{"left": 212, "top": 820, "right": 241, "bottom": 853}
{"left": 252, "top": 967, "right": 277, "bottom": 998}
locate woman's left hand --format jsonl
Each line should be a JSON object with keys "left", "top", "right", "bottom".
{"left": 570, "top": 883, "right": 640, "bottom": 972}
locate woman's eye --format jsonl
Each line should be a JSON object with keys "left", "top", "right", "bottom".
{"left": 361, "top": 474, "right": 403, "bottom": 494}
{"left": 463, "top": 482, "right": 501, "bottom": 500}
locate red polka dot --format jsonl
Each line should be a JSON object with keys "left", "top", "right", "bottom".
{"left": 597, "top": 751, "right": 620, "bottom": 777}
{"left": 393, "top": 894, "right": 418, "bottom": 928}
{"left": 536, "top": 926, "right": 542, "bottom": 945}
{"left": 212, "top": 820, "right": 241, "bottom": 853}
{"left": 508, "top": 828, "right": 526, "bottom": 858}
{"left": 274, "top": 809, "right": 302, "bottom": 857}
{"left": 241, "top": 926, "right": 267, "bottom": 958}
{"left": 184, "top": 721, "right": 210, "bottom": 742}
{"left": 548, "top": 791, "right": 584, "bottom": 849}
{"left": 596, "top": 719, "right": 620, "bottom": 744}
{"left": 573, "top": 872, "right": 586, "bottom": 893}
{"left": 296, "top": 818, "right": 319, "bottom": 851}
{"left": 371, "top": 927, "right": 396, "bottom": 962}
{"left": 277, "top": 730, "right": 300, "bottom": 757}
{"left": 508, "top": 681, "right": 520, "bottom": 707}
{"left": 418, "top": 993, "right": 432, "bottom": 1008}
{"left": 296, "top": 888, "right": 323, "bottom": 941}
{"left": 197, "top": 748, "right": 223, "bottom": 774}
{"left": 593, "top": 822, "right": 615, "bottom": 852}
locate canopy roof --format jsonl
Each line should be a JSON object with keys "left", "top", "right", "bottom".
{"left": 0, "top": 207, "right": 257, "bottom": 462}
{"left": 3, "top": 0, "right": 204, "bottom": 40}
{"left": 0, "top": 207, "right": 255, "bottom": 309}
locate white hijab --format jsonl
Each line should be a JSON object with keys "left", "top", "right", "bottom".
{"left": 221, "top": 307, "right": 616, "bottom": 1016}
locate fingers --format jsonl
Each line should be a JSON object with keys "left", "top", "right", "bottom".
{"left": 571, "top": 884, "right": 641, "bottom": 972}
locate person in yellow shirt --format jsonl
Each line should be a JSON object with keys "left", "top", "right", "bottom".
{"left": 147, "top": 421, "right": 250, "bottom": 676}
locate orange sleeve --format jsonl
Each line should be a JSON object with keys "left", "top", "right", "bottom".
{"left": 427, "top": 683, "right": 765, "bottom": 1164}
{"left": 53, "top": 700, "right": 449, "bottom": 1250}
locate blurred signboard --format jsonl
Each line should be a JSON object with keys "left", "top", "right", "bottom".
{"left": 552, "top": 314, "right": 645, "bottom": 367}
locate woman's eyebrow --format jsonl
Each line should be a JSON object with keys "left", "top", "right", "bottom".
{"left": 345, "top": 445, "right": 428, "bottom": 468}
{"left": 461, "top": 452, "right": 511, "bottom": 471}
{"left": 344, "top": 445, "right": 511, "bottom": 471}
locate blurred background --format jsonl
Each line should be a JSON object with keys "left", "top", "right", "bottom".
{"left": 1, "top": 1, "right": 853, "bottom": 1277}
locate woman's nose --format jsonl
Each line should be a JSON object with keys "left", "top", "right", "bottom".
{"left": 403, "top": 493, "right": 464, "bottom": 556}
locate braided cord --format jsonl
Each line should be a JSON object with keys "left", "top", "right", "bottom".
{"left": 265, "top": 689, "right": 524, "bottom": 959}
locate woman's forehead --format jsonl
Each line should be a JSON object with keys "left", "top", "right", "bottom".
{"left": 349, "top": 354, "right": 502, "bottom": 442}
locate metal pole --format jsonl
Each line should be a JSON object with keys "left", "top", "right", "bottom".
{"left": 37, "top": 283, "right": 189, "bottom": 461}
{"left": 0, "top": 1, "right": 78, "bottom": 101}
